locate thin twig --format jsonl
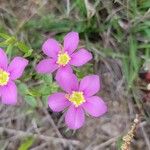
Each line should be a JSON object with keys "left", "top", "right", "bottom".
{"left": 93, "top": 136, "right": 120, "bottom": 150}
{"left": 140, "top": 122, "right": 150, "bottom": 150}
{"left": 30, "top": 142, "right": 49, "bottom": 150}
{"left": 66, "top": 0, "right": 70, "bottom": 17}
{"left": 0, "top": 127, "right": 81, "bottom": 146}
{"left": 43, "top": 109, "right": 63, "bottom": 138}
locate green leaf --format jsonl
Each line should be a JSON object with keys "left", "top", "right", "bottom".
{"left": 29, "top": 88, "right": 41, "bottom": 97}
{"left": 139, "top": 0, "right": 150, "bottom": 9}
{"left": 17, "top": 41, "right": 33, "bottom": 57}
{"left": 129, "top": 37, "right": 138, "bottom": 71}
{"left": 18, "top": 137, "right": 34, "bottom": 150}
{"left": 0, "top": 41, "right": 7, "bottom": 46}
{"left": 5, "top": 37, "right": 17, "bottom": 45}
{"left": 23, "top": 49, "right": 33, "bottom": 57}
{"left": 18, "top": 83, "right": 30, "bottom": 95}
{"left": 42, "top": 74, "right": 53, "bottom": 84}
{"left": 0, "top": 33, "right": 10, "bottom": 39}
{"left": 37, "top": 84, "right": 52, "bottom": 96}
{"left": 17, "top": 42, "right": 30, "bottom": 53}
{"left": 24, "top": 96, "right": 37, "bottom": 108}
{"left": 6, "top": 44, "right": 13, "bottom": 55}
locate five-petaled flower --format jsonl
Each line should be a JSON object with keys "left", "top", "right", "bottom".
{"left": 48, "top": 72, "right": 107, "bottom": 129}
{"left": 0, "top": 48, "right": 28, "bottom": 105}
{"left": 36, "top": 32, "right": 92, "bottom": 77}
{"left": 0, "top": 31, "right": 107, "bottom": 129}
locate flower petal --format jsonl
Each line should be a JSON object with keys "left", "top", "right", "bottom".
{"left": 82, "top": 96, "right": 107, "bottom": 117}
{"left": 42, "top": 38, "right": 61, "bottom": 58}
{"left": 64, "top": 32, "right": 79, "bottom": 54}
{"left": 79, "top": 75, "right": 100, "bottom": 97}
{"left": 0, "top": 86, "right": 1, "bottom": 97}
{"left": 56, "top": 65, "right": 73, "bottom": 79}
{"left": 56, "top": 72, "right": 78, "bottom": 93}
{"left": 70, "top": 49, "right": 92, "bottom": 66}
{"left": 65, "top": 106, "right": 85, "bottom": 129}
{"left": 48, "top": 92, "right": 70, "bottom": 112}
{"left": 1, "top": 81, "right": 17, "bottom": 105}
{"left": 36, "top": 58, "right": 58, "bottom": 74}
{"left": 8, "top": 57, "right": 28, "bottom": 80}
{"left": 0, "top": 48, "right": 8, "bottom": 69}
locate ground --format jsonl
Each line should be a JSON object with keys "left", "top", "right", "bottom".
{"left": 0, "top": 0, "right": 150, "bottom": 150}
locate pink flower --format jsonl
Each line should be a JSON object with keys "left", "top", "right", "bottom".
{"left": 0, "top": 48, "right": 28, "bottom": 105}
{"left": 48, "top": 72, "right": 107, "bottom": 129}
{"left": 36, "top": 32, "right": 92, "bottom": 76}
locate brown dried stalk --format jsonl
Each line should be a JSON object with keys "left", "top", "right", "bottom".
{"left": 121, "top": 114, "right": 140, "bottom": 150}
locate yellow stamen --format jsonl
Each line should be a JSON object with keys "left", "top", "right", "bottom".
{"left": 66, "top": 91, "right": 85, "bottom": 107}
{"left": 57, "top": 52, "right": 70, "bottom": 66}
{"left": 0, "top": 69, "right": 9, "bottom": 86}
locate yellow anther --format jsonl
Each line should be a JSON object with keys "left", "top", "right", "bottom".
{"left": 0, "top": 69, "right": 9, "bottom": 86}
{"left": 66, "top": 91, "right": 85, "bottom": 107}
{"left": 57, "top": 52, "right": 70, "bottom": 66}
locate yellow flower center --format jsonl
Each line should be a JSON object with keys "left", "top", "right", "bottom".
{"left": 66, "top": 91, "right": 85, "bottom": 107}
{"left": 0, "top": 69, "right": 9, "bottom": 86}
{"left": 57, "top": 52, "right": 70, "bottom": 66}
